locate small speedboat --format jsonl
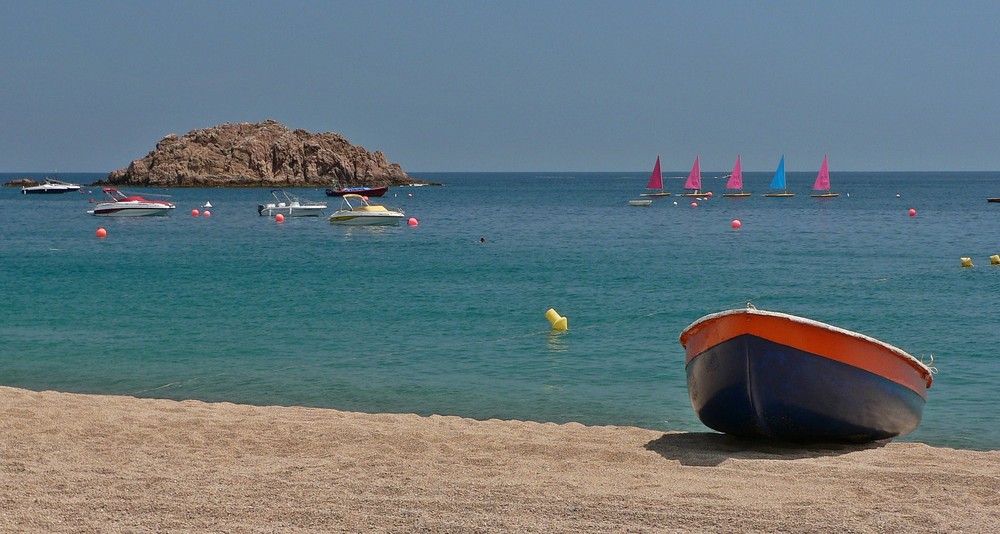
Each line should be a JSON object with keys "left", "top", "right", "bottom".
{"left": 328, "top": 194, "right": 405, "bottom": 225}
{"left": 257, "top": 190, "right": 327, "bottom": 217}
{"left": 679, "top": 304, "right": 935, "bottom": 443}
{"left": 21, "top": 179, "right": 82, "bottom": 194}
{"left": 88, "top": 188, "right": 176, "bottom": 216}
{"left": 325, "top": 184, "right": 389, "bottom": 197}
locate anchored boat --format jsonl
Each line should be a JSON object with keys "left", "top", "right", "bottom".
{"left": 88, "top": 188, "right": 175, "bottom": 216}
{"left": 257, "top": 190, "right": 327, "bottom": 217}
{"left": 328, "top": 194, "right": 405, "bottom": 225}
{"left": 22, "top": 179, "right": 82, "bottom": 194}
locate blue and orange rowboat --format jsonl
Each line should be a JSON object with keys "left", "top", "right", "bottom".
{"left": 679, "top": 305, "right": 935, "bottom": 443}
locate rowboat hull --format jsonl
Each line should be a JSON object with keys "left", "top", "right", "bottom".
{"left": 679, "top": 308, "right": 933, "bottom": 443}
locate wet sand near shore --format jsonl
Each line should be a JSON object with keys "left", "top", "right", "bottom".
{"left": 2, "top": 386, "right": 997, "bottom": 532}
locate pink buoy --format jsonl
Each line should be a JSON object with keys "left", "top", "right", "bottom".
{"left": 362, "top": 196, "right": 369, "bottom": 202}
{"left": 275, "top": 213, "right": 285, "bottom": 223}
{"left": 203, "top": 210, "right": 211, "bottom": 217}
{"left": 191, "top": 209, "right": 200, "bottom": 217}
{"left": 407, "top": 217, "right": 418, "bottom": 226}
{"left": 731, "top": 219, "right": 742, "bottom": 229}
{"left": 96, "top": 227, "right": 107, "bottom": 238}
{"left": 690, "top": 202, "right": 698, "bottom": 207}
{"left": 908, "top": 208, "right": 916, "bottom": 217}
{"left": 706, "top": 191, "right": 714, "bottom": 197}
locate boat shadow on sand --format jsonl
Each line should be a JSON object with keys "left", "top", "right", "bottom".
{"left": 644, "top": 432, "right": 889, "bottom": 467}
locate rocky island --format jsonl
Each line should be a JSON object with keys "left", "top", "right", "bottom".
{"left": 100, "top": 120, "right": 428, "bottom": 188}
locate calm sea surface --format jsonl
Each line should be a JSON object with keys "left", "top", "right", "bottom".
{"left": 2, "top": 171, "right": 999, "bottom": 450}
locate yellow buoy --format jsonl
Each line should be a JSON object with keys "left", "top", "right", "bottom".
{"left": 545, "top": 308, "right": 568, "bottom": 331}
{"left": 961, "top": 257, "right": 974, "bottom": 268}
{"left": 991, "top": 255, "right": 1000, "bottom": 265}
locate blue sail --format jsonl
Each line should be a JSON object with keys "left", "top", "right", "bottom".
{"left": 769, "top": 155, "right": 786, "bottom": 190}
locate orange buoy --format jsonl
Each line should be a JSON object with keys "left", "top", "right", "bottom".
{"left": 96, "top": 227, "right": 107, "bottom": 238}
{"left": 731, "top": 219, "right": 742, "bottom": 229}
{"left": 407, "top": 217, "right": 418, "bottom": 226}
{"left": 276, "top": 213, "right": 285, "bottom": 222}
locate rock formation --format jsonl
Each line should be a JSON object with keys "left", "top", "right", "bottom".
{"left": 103, "top": 120, "right": 422, "bottom": 187}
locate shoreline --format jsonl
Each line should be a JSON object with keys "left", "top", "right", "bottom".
{"left": 2, "top": 385, "right": 997, "bottom": 532}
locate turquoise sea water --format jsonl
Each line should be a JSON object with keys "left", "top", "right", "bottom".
{"left": 2, "top": 171, "right": 999, "bottom": 451}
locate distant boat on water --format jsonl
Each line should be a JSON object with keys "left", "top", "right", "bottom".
{"left": 722, "top": 155, "right": 751, "bottom": 197}
{"left": 640, "top": 156, "right": 671, "bottom": 197}
{"left": 679, "top": 155, "right": 709, "bottom": 197}
{"left": 21, "top": 178, "right": 81, "bottom": 194}
{"left": 810, "top": 155, "right": 839, "bottom": 198}
{"left": 764, "top": 155, "right": 794, "bottom": 197}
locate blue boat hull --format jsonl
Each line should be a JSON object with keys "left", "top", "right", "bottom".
{"left": 686, "top": 334, "right": 926, "bottom": 442}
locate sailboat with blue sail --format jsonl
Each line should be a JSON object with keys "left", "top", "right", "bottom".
{"left": 764, "top": 155, "right": 795, "bottom": 197}
{"left": 640, "top": 156, "right": 671, "bottom": 197}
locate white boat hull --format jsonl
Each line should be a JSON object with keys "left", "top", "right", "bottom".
{"left": 22, "top": 180, "right": 82, "bottom": 194}
{"left": 22, "top": 185, "right": 81, "bottom": 194}
{"left": 89, "top": 203, "right": 175, "bottom": 216}
{"left": 328, "top": 211, "right": 405, "bottom": 225}
{"left": 258, "top": 205, "right": 327, "bottom": 217}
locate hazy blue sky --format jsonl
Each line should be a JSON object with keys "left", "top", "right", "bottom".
{"left": 2, "top": 1, "right": 998, "bottom": 172}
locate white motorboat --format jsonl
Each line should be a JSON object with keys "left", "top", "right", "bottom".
{"left": 88, "top": 188, "right": 176, "bottom": 216}
{"left": 257, "top": 189, "right": 327, "bottom": 217}
{"left": 21, "top": 179, "right": 82, "bottom": 194}
{"left": 328, "top": 194, "right": 405, "bottom": 225}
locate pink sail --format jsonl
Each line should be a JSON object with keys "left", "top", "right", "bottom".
{"left": 683, "top": 155, "right": 701, "bottom": 191}
{"left": 646, "top": 156, "right": 663, "bottom": 190}
{"left": 725, "top": 155, "right": 743, "bottom": 190}
{"left": 813, "top": 155, "right": 831, "bottom": 191}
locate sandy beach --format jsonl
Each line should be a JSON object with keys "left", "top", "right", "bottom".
{"left": 1, "top": 386, "right": 996, "bottom": 532}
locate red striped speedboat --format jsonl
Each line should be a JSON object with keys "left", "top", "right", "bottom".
{"left": 88, "top": 188, "right": 176, "bottom": 217}
{"left": 679, "top": 305, "right": 934, "bottom": 443}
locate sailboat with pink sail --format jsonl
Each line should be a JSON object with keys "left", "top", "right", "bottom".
{"left": 640, "top": 156, "right": 671, "bottom": 197}
{"left": 810, "top": 155, "right": 839, "bottom": 198}
{"left": 722, "top": 155, "right": 751, "bottom": 197}
{"left": 679, "top": 155, "right": 708, "bottom": 197}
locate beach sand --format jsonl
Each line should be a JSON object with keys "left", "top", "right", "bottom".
{"left": 1, "top": 386, "right": 996, "bottom": 533}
